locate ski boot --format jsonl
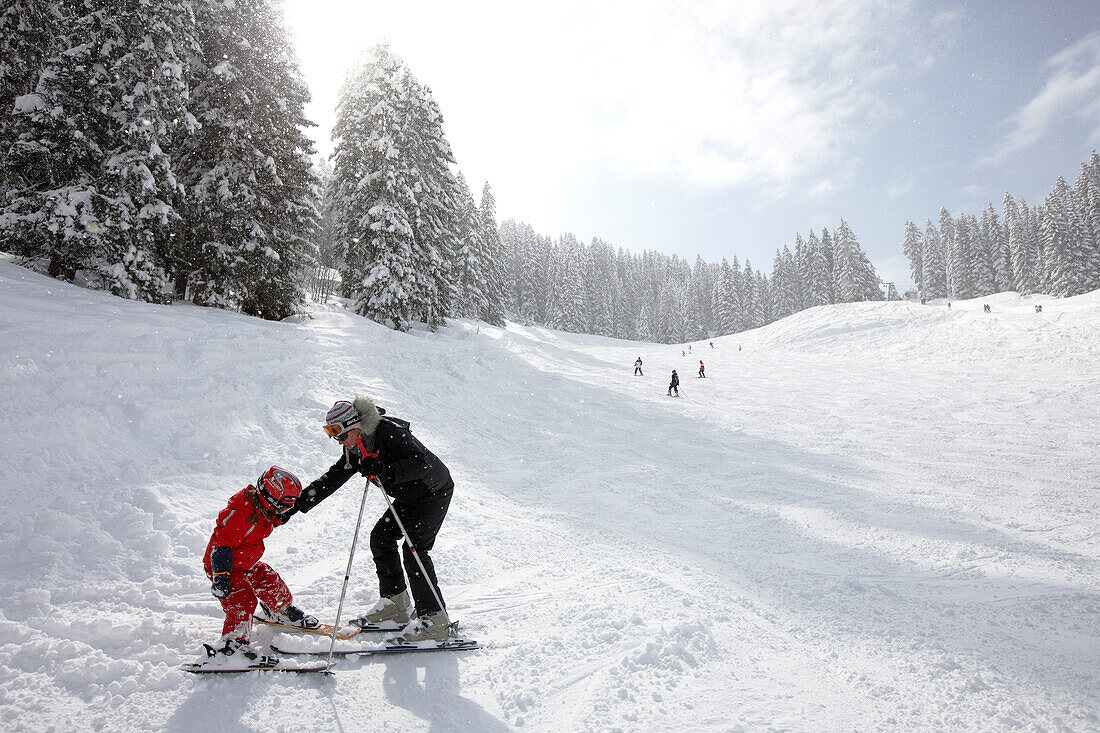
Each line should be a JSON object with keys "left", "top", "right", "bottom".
{"left": 264, "top": 602, "right": 321, "bottom": 630}
{"left": 201, "top": 638, "right": 278, "bottom": 667}
{"left": 351, "top": 590, "right": 411, "bottom": 629}
{"left": 397, "top": 609, "right": 452, "bottom": 643}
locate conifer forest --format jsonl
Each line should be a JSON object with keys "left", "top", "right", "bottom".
{"left": 2, "top": 2, "right": 1097, "bottom": 342}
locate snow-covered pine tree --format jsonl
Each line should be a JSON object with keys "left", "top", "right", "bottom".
{"left": 982, "top": 204, "right": 1013, "bottom": 292}
{"left": 803, "top": 231, "right": 830, "bottom": 307}
{"left": 1031, "top": 201, "right": 1053, "bottom": 294}
{"left": 831, "top": 225, "right": 856, "bottom": 303}
{"left": 938, "top": 208, "right": 957, "bottom": 294}
{"left": 635, "top": 298, "right": 654, "bottom": 341}
{"left": 1073, "top": 160, "right": 1100, "bottom": 292}
{"left": 533, "top": 234, "right": 557, "bottom": 325}
{"left": 902, "top": 221, "right": 923, "bottom": 293}
{"left": 921, "top": 219, "right": 949, "bottom": 299}
{"left": 690, "top": 255, "right": 714, "bottom": 338}
{"left": 949, "top": 214, "right": 977, "bottom": 299}
{"left": 727, "top": 255, "right": 745, "bottom": 333}
{"left": 1042, "top": 176, "right": 1091, "bottom": 297}
{"left": 779, "top": 245, "right": 802, "bottom": 317}
{"left": 770, "top": 249, "right": 789, "bottom": 317}
{"left": 0, "top": 0, "right": 63, "bottom": 205}
{"left": 832, "top": 220, "right": 879, "bottom": 302}
{"left": 180, "top": 0, "right": 318, "bottom": 319}
{"left": 755, "top": 270, "right": 771, "bottom": 325}
{"left": 656, "top": 276, "right": 681, "bottom": 343}
{"left": 792, "top": 233, "right": 808, "bottom": 312}
{"left": 817, "top": 229, "right": 836, "bottom": 304}
{"left": 2, "top": 0, "right": 195, "bottom": 301}
{"left": 314, "top": 157, "right": 342, "bottom": 270}
{"left": 554, "top": 233, "right": 587, "bottom": 332}
{"left": 615, "top": 248, "right": 641, "bottom": 339}
{"left": 741, "top": 259, "right": 759, "bottom": 328}
{"left": 1004, "top": 193, "right": 1030, "bottom": 293}
{"left": 966, "top": 213, "right": 997, "bottom": 296}
{"left": 587, "top": 238, "right": 616, "bottom": 336}
{"left": 477, "top": 182, "right": 507, "bottom": 326}
{"left": 330, "top": 45, "right": 418, "bottom": 329}
{"left": 711, "top": 258, "right": 735, "bottom": 335}
{"left": 401, "top": 70, "right": 462, "bottom": 328}
{"left": 452, "top": 172, "right": 486, "bottom": 319}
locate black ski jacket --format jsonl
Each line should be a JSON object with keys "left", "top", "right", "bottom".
{"left": 291, "top": 415, "right": 452, "bottom": 517}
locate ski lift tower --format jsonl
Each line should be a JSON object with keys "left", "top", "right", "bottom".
{"left": 883, "top": 282, "right": 900, "bottom": 301}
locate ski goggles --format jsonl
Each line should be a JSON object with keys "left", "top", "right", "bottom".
{"left": 323, "top": 418, "right": 360, "bottom": 440}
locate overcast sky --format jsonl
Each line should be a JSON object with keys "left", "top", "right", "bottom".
{"left": 282, "top": 0, "right": 1100, "bottom": 290}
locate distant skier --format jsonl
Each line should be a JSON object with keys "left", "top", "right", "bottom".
{"left": 682, "top": 350, "right": 685, "bottom": 357}
{"left": 688, "top": 344, "right": 692, "bottom": 353}
{"left": 290, "top": 397, "right": 455, "bottom": 642}
{"left": 698, "top": 361, "right": 705, "bottom": 378}
{"left": 983, "top": 304, "right": 991, "bottom": 313}
{"left": 668, "top": 370, "right": 680, "bottom": 397}
{"left": 947, "top": 302, "right": 951, "bottom": 310}
{"left": 634, "top": 357, "right": 643, "bottom": 376}
{"left": 1035, "top": 304, "right": 1043, "bottom": 313}
{"left": 202, "top": 466, "right": 319, "bottom": 665}
{"left": 709, "top": 341, "right": 714, "bottom": 348}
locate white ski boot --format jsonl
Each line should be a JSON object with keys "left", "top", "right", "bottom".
{"left": 202, "top": 638, "right": 278, "bottom": 667}
{"left": 397, "top": 609, "right": 451, "bottom": 643}
{"left": 257, "top": 602, "right": 321, "bottom": 630}
{"left": 353, "top": 590, "right": 412, "bottom": 628}
{"left": 273, "top": 603, "right": 320, "bottom": 630}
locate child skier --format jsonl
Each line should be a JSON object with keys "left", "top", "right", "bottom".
{"left": 698, "top": 361, "right": 705, "bottom": 378}
{"left": 202, "top": 466, "right": 319, "bottom": 664}
{"left": 634, "top": 357, "right": 643, "bottom": 376}
{"left": 668, "top": 370, "right": 680, "bottom": 396}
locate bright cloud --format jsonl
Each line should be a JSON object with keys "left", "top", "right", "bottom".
{"left": 282, "top": 0, "right": 913, "bottom": 224}
{"left": 987, "top": 31, "right": 1100, "bottom": 163}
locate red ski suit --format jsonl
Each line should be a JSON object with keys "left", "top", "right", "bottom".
{"left": 203, "top": 488, "right": 293, "bottom": 640}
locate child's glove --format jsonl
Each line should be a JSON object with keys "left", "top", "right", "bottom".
{"left": 211, "top": 573, "right": 230, "bottom": 600}
{"left": 210, "top": 546, "right": 233, "bottom": 599}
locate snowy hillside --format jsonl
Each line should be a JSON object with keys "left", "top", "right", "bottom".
{"left": 1, "top": 257, "right": 1097, "bottom": 732}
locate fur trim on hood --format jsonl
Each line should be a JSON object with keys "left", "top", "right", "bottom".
{"left": 352, "top": 395, "right": 382, "bottom": 436}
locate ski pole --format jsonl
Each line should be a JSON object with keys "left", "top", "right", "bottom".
{"left": 371, "top": 480, "right": 447, "bottom": 615}
{"left": 323, "top": 472, "right": 375, "bottom": 677}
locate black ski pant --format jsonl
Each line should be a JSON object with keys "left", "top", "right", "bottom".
{"left": 370, "top": 483, "right": 453, "bottom": 616}
{"left": 634, "top": 366, "right": 643, "bottom": 375}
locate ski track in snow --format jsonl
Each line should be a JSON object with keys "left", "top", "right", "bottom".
{"left": 1, "top": 258, "right": 1098, "bottom": 732}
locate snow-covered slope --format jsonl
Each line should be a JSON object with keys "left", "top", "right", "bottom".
{"left": 1, "top": 258, "right": 1097, "bottom": 732}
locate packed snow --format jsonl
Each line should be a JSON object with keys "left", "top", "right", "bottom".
{"left": 1, "top": 257, "right": 1097, "bottom": 732}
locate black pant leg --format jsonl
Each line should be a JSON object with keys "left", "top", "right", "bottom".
{"left": 369, "top": 509, "right": 406, "bottom": 598}
{"left": 400, "top": 486, "right": 453, "bottom": 615}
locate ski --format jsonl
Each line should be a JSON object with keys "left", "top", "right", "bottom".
{"left": 252, "top": 615, "right": 361, "bottom": 640}
{"left": 347, "top": 618, "right": 404, "bottom": 633}
{"left": 180, "top": 660, "right": 334, "bottom": 674}
{"left": 272, "top": 638, "right": 481, "bottom": 657}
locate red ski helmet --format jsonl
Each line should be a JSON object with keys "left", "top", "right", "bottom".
{"left": 255, "top": 466, "right": 302, "bottom": 513}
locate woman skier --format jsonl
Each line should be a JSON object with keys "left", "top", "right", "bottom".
{"left": 202, "top": 466, "right": 319, "bottom": 664}
{"left": 289, "top": 397, "right": 455, "bottom": 642}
